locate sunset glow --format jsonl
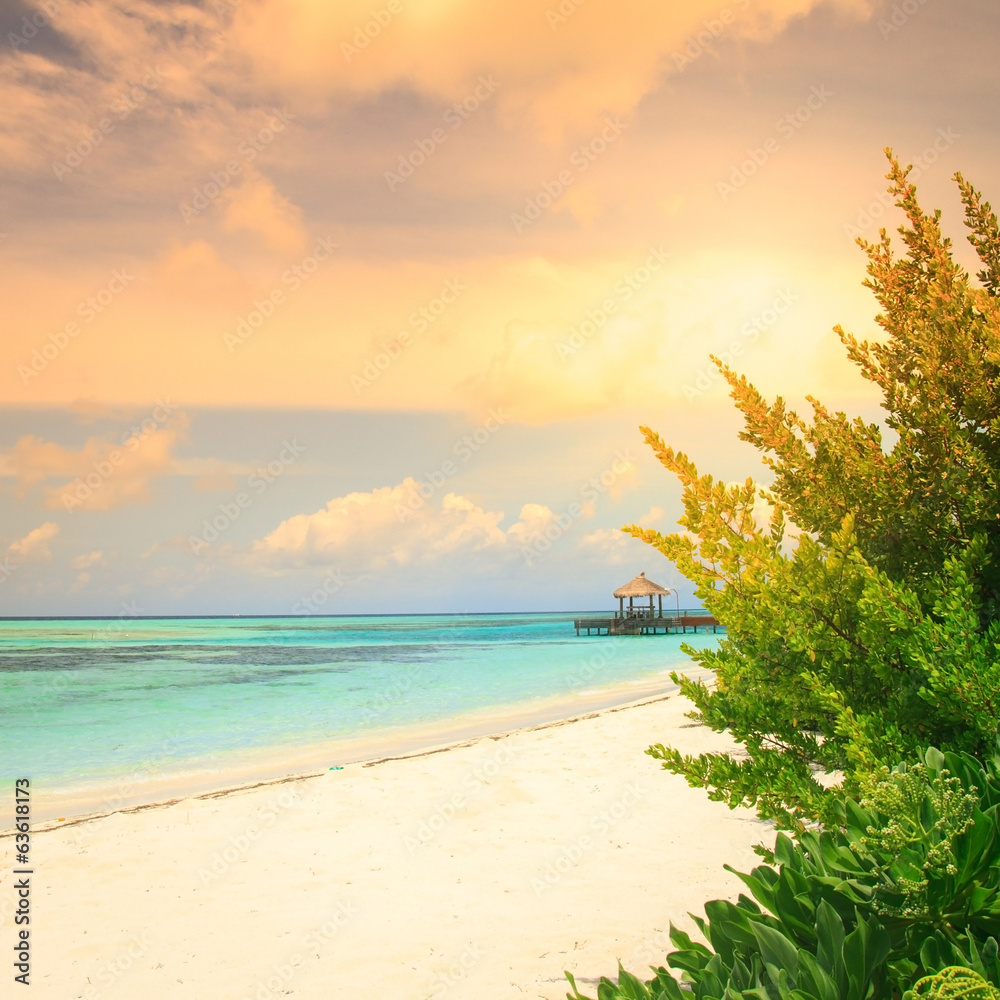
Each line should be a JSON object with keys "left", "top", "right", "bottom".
{"left": 2, "top": 0, "right": 996, "bottom": 613}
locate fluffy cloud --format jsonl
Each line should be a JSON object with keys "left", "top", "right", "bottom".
{"left": 8, "top": 522, "right": 60, "bottom": 561}
{"left": 250, "top": 477, "right": 509, "bottom": 571}
{"left": 578, "top": 527, "right": 632, "bottom": 564}
{"left": 4, "top": 410, "right": 188, "bottom": 512}
{"left": 71, "top": 550, "right": 107, "bottom": 570}
{"left": 248, "top": 458, "right": 643, "bottom": 579}
{"left": 637, "top": 506, "right": 666, "bottom": 525}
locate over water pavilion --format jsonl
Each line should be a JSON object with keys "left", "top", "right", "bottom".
{"left": 573, "top": 572, "right": 720, "bottom": 636}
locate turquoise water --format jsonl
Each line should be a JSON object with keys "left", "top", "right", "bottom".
{"left": 0, "top": 614, "right": 717, "bottom": 790}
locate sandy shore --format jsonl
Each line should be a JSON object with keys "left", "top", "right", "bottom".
{"left": 2, "top": 689, "right": 771, "bottom": 1000}
{"left": 23, "top": 669, "right": 714, "bottom": 825}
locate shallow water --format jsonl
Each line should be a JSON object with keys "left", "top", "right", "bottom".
{"left": 0, "top": 613, "right": 718, "bottom": 790}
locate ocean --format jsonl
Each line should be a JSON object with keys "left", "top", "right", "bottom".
{"left": 0, "top": 613, "right": 718, "bottom": 798}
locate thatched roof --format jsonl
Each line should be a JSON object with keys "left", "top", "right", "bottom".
{"left": 613, "top": 572, "right": 672, "bottom": 598}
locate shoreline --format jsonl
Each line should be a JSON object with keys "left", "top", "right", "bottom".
{"left": 11, "top": 668, "right": 713, "bottom": 829}
{"left": 2, "top": 684, "right": 768, "bottom": 1000}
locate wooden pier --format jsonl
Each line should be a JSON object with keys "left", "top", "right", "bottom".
{"left": 573, "top": 611, "right": 722, "bottom": 636}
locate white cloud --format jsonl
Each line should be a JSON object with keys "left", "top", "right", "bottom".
{"left": 580, "top": 527, "right": 631, "bottom": 559}
{"left": 8, "top": 522, "right": 60, "bottom": 561}
{"left": 71, "top": 550, "right": 107, "bottom": 570}
{"left": 249, "top": 477, "right": 511, "bottom": 571}
{"left": 244, "top": 471, "right": 652, "bottom": 597}
{"left": 637, "top": 506, "right": 666, "bottom": 524}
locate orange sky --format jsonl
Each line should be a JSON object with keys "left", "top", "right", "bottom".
{"left": 1, "top": 0, "right": 998, "bottom": 612}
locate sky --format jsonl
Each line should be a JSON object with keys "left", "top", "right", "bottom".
{"left": 1, "top": 0, "right": 998, "bottom": 616}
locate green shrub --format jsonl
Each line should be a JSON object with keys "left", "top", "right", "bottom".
{"left": 905, "top": 967, "right": 1000, "bottom": 1000}
{"left": 566, "top": 749, "right": 1000, "bottom": 1000}
{"left": 566, "top": 904, "right": 891, "bottom": 1000}
{"left": 626, "top": 152, "right": 1000, "bottom": 829}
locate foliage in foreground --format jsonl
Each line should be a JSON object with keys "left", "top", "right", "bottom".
{"left": 905, "top": 967, "right": 1000, "bottom": 1000}
{"left": 566, "top": 750, "right": 1000, "bottom": 1000}
{"left": 624, "top": 151, "right": 1000, "bottom": 829}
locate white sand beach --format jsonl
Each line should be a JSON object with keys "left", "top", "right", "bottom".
{"left": 2, "top": 690, "right": 771, "bottom": 1000}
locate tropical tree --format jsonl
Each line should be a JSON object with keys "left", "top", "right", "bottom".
{"left": 626, "top": 151, "right": 1000, "bottom": 829}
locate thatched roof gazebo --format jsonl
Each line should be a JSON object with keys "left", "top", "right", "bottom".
{"left": 612, "top": 572, "right": 674, "bottom": 619}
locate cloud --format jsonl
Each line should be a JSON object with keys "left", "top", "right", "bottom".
{"left": 8, "top": 522, "right": 60, "bottom": 561}
{"left": 247, "top": 466, "right": 643, "bottom": 583}
{"left": 0, "top": 0, "right": 888, "bottom": 421}
{"left": 219, "top": 170, "right": 308, "bottom": 253}
{"left": 229, "top": 0, "right": 871, "bottom": 136}
{"left": 71, "top": 550, "right": 107, "bottom": 570}
{"left": 192, "top": 471, "right": 241, "bottom": 493}
{"left": 0, "top": 0, "right": 870, "bottom": 196}
{"left": 4, "top": 412, "right": 189, "bottom": 512}
{"left": 67, "top": 399, "right": 133, "bottom": 424}
{"left": 458, "top": 250, "right": 827, "bottom": 421}
{"left": 153, "top": 241, "right": 249, "bottom": 305}
{"left": 579, "top": 527, "right": 632, "bottom": 564}
{"left": 0, "top": 4, "right": 223, "bottom": 178}
{"left": 249, "top": 476, "right": 509, "bottom": 571}
{"left": 637, "top": 506, "right": 666, "bottom": 524}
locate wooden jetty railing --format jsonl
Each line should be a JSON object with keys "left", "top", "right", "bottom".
{"left": 573, "top": 611, "right": 722, "bottom": 636}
